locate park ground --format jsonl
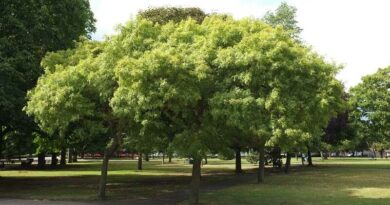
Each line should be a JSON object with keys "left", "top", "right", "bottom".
{"left": 1, "top": 158, "right": 390, "bottom": 205}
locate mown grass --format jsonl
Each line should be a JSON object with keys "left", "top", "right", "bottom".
{"left": 199, "top": 158, "right": 390, "bottom": 205}
{"left": 0, "top": 158, "right": 256, "bottom": 200}
{"left": 1, "top": 157, "right": 390, "bottom": 204}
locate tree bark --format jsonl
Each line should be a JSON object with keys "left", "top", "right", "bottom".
{"left": 257, "top": 144, "right": 265, "bottom": 183}
{"left": 98, "top": 149, "right": 110, "bottom": 200}
{"left": 144, "top": 153, "right": 149, "bottom": 162}
{"left": 235, "top": 148, "right": 242, "bottom": 174}
{"left": 60, "top": 148, "right": 66, "bottom": 166}
{"left": 321, "top": 151, "right": 328, "bottom": 160}
{"left": 51, "top": 153, "right": 58, "bottom": 167}
{"left": 37, "top": 152, "right": 46, "bottom": 169}
{"left": 168, "top": 155, "right": 172, "bottom": 163}
{"left": 72, "top": 150, "right": 78, "bottom": 162}
{"left": 284, "top": 152, "right": 292, "bottom": 174}
{"left": 380, "top": 149, "right": 384, "bottom": 158}
{"left": 98, "top": 134, "right": 120, "bottom": 200}
{"left": 0, "top": 127, "right": 11, "bottom": 160}
{"left": 138, "top": 153, "right": 143, "bottom": 170}
{"left": 204, "top": 156, "right": 208, "bottom": 164}
{"left": 189, "top": 158, "right": 201, "bottom": 205}
{"left": 307, "top": 149, "right": 313, "bottom": 166}
{"left": 81, "top": 150, "right": 85, "bottom": 159}
{"left": 162, "top": 152, "right": 165, "bottom": 164}
{"left": 0, "top": 134, "right": 3, "bottom": 160}
{"left": 68, "top": 148, "right": 73, "bottom": 163}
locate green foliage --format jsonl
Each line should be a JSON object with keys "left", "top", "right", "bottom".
{"left": 247, "top": 150, "right": 259, "bottom": 164}
{"left": 350, "top": 67, "right": 390, "bottom": 149}
{"left": 26, "top": 14, "right": 345, "bottom": 199}
{"left": 263, "top": 2, "right": 302, "bottom": 40}
{"left": 218, "top": 148, "right": 235, "bottom": 160}
{"left": 25, "top": 40, "right": 110, "bottom": 155}
{"left": 0, "top": 0, "right": 96, "bottom": 156}
{"left": 138, "top": 7, "right": 206, "bottom": 24}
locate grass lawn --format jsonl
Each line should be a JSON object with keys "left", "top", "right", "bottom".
{"left": 1, "top": 157, "right": 390, "bottom": 205}
{"left": 200, "top": 158, "right": 390, "bottom": 205}
{"left": 0, "top": 158, "right": 256, "bottom": 201}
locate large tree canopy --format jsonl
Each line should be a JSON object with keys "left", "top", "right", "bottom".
{"left": 26, "top": 14, "right": 344, "bottom": 204}
{"left": 0, "top": 0, "right": 96, "bottom": 157}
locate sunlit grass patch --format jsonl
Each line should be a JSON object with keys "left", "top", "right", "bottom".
{"left": 348, "top": 188, "right": 390, "bottom": 199}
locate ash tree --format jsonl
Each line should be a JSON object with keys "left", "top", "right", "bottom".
{"left": 109, "top": 18, "right": 221, "bottom": 205}
{"left": 25, "top": 40, "right": 122, "bottom": 199}
{"left": 26, "top": 13, "right": 344, "bottom": 204}
{"left": 209, "top": 17, "right": 343, "bottom": 179}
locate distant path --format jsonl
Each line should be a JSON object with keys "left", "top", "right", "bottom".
{"left": 0, "top": 173, "right": 257, "bottom": 205}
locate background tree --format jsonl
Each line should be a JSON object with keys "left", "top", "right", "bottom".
{"left": 350, "top": 66, "right": 390, "bottom": 157}
{"left": 263, "top": 2, "right": 302, "bottom": 40}
{"left": 0, "top": 0, "right": 95, "bottom": 161}
{"left": 321, "top": 109, "right": 356, "bottom": 158}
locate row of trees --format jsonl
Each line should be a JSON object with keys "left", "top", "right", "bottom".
{"left": 24, "top": 4, "right": 346, "bottom": 204}
{"left": 1, "top": 2, "right": 389, "bottom": 204}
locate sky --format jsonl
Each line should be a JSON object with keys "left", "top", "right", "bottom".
{"left": 90, "top": 0, "right": 390, "bottom": 90}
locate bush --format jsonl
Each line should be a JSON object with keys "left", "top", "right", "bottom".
{"left": 247, "top": 150, "right": 259, "bottom": 164}
{"left": 218, "top": 149, "right": 235, "bottom": 160}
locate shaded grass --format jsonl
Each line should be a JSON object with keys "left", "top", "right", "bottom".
{"left": 199, "top": 158, "right": 390, "bottom": 205}
{"left": 1, "top": 157, "right": 390, "bottom": 204}
{"left": 0, "top": 158, "right": 256, "bottom": 200}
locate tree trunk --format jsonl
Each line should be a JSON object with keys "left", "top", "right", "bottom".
{"left": 235, "top": 148, "right": 242, "bottom": 174}
{"left": 138, "top": 153, "right": 143, "bottom": 170}
{"left": 51, "top": 153, "right": 58, "bottom": 167}
{"left": 301, "top": 154, "right": 305, "bottom": 166}
{"left": 380, "top": 149, "right": 384, "bottom": 158}
{"left": 98, "top": 149, "right": 110, "bottom": 200}
{"left": 0, "top": 134, "right": 3, "bottom": 160}
{"left": 72, "top": 150, "right": 78, "bottom": 162}
{"left": 37, "top": 152, "right": 46, "bottom": 169}
{"left": 98, "top": 134, "right": 120, "bottom": 200}
{"left": 0, "top": 128, "right": 10, "bottom": 160}
{"left": 131, "top": 153, "right": 134, "bottom": 160}
{"left": 81, "top": 150, "right": 85, "bottom": 159}
{"left": 68, "top": 148, "right": 73, "bottom": 163}
{"left": 168, "top": 155, "right": 172, "bottom": 163}
{"left": 189, "top": 158, "right": 201, "bottom": 205}
{"left": 307, "top": 149, "right": 313, "bottom": 166}
{"left": 144, "top": 153, "right": 149, "bottom": 162}
{"left": 204, "top": 156, "right": 208, "bottom": 164}
{"left": 284, "top": 152, "right": 292, "bottom": 174}
{"left": 60, "top": 148, "right": 66, "bottom": 166}
{"left": 321, "top": 151, "right": 328, "bottom": 160}
{"left": 162, "top": 152, "right": 165, "bottom": 164}
{"left": 257, "top": 144, "right": 265, "bottom": 183}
